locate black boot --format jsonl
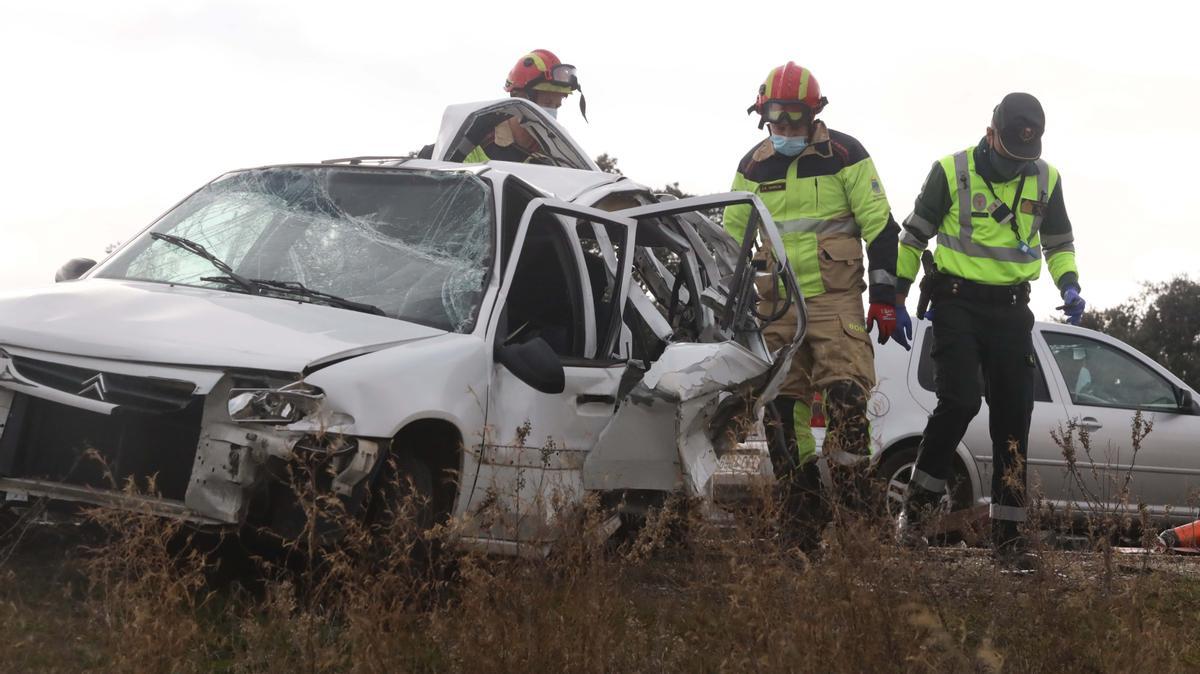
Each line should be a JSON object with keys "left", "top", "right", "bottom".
{"left": 781, "top": 460, "right": 830, "bottom": 550}
{"left": 992, "top": 518, "right": 1038, "bottom": 570}
{"left": 897, "top": 484, "right": 941, "bottom": 548}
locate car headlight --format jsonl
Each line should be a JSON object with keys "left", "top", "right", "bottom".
{"left": 227, "top": 382, "right": 324, "bottom": 423}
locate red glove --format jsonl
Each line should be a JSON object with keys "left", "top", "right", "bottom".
{"left": 866, "top": 302, "right": 896, "bottom": 345}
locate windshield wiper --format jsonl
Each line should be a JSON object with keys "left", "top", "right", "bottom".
{"left": 150, "top": 232, "right": 261, "bottom": 295}
{"left": 200, "top": 276, "right": 386, "bottom": 317}
{"left": 151, "top": 233, "right": 385, "bottom": 317}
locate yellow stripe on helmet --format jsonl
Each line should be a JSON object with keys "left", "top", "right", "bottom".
{"left": 525, "top": 52, "right": 547, "bottom": 73}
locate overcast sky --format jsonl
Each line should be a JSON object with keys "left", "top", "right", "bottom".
{"left": 2, "top": 0, "right": 1196, "bottom": 320}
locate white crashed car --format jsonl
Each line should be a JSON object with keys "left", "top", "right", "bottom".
{"left": 0, "top": 99, "right": 804, "bottom": 554}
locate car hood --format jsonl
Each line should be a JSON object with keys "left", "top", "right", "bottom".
{"left": 0, "top": 279, "right": 448, "bottom": 373}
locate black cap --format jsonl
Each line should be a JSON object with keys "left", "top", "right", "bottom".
{"left": 991, "top": 92, "right": 1044, "bottom": 161}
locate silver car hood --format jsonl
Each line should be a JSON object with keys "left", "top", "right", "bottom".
{"left": 0, "top": 279, "right": 446, "bottom": 372}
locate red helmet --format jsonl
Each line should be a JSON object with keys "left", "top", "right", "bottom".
{"left": 504, "top": 49, "right": 580, "bottom": 95}
{"left": 747, "top": 62, "right": 828, "bottom": 129}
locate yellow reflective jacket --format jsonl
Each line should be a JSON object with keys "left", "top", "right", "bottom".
{"left": 723, "top": 121, "right": 900, "bottom": 306}
{"left": 897, "top": 142, "right": 1078, "bottom": 293}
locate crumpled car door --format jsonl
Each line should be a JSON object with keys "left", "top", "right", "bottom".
{"left": 582, "top": 192, "right": 805, "bottom": 497}
{"left": 430, "top": 99, "right": 599, "bottom": 171}
{"left": 462, "top": 197, "right": 636, "bottom": 552}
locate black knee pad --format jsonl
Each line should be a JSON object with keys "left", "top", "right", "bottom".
{"left": 824, "top": 380, "right": 867, "bottom": 409}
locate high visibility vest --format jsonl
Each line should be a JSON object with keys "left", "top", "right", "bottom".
{"left": 928, "top": 148, "right": 1070, "bottom": 285}
{"left": 724, "top": 131, "right": 893, "bottom": 302}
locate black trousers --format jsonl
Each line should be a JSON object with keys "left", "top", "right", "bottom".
{"left": 912, "top": 297, "right": 1036, "bottom": 522}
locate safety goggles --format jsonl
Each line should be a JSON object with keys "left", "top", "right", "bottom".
{"left": 544, "top": 63, "right": 579, "bottom": 89}
{"left": 762, "top": 100, "right": 810, "bottom": 124}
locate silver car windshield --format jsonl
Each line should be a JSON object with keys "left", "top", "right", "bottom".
{"left": 97, "top": 166, "right": 494, "bottom": 332}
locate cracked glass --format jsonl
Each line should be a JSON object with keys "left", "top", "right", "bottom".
{"left": 98, "top": 166, "right": 493, "bottom": 332}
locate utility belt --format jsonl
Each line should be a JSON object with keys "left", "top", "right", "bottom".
{"left": 930, "top": 273, "right": 1031, "bottom": 306}
{"left": 914, "top": 252, "right": 1031, "bottom": 320}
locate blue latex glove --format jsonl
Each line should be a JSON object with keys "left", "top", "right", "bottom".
{"left": 894, "top": 303, "right": 913, "bottom": 350}
{"left": 1059, "top": 285, "right": 1086, "bottom": 325}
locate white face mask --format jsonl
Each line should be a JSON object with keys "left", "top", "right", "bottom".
{"left": 540, "top": 105, "right": 559, "bottom": 119}
{"left": 770, "top": 134, "right": 808, "bottom": 156}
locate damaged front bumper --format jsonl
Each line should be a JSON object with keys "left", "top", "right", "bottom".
{"left": 0, "top": 348, "right": 381, "bottom": 526}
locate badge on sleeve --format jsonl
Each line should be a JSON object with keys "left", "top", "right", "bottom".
{"left": 1020, "top": 199, "right": 1048, "bottom": 216}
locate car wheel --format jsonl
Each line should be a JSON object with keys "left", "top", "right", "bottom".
{"left": 877, "top": 444, "right": 956, "bottom": 521}
{"left": 369, "top": 450, "right": 435, "bottom": 537}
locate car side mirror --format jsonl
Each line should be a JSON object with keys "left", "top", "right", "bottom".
{"left": 55, "top": 257, "right": 96, "bottom": 282}
{"left": 495, "top": 337, "right": 565, "bottom": 394}
{"left": 1177, "top": 388, "right": 1200, "bottom": 415}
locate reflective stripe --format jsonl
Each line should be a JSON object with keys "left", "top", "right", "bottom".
{"left": 1040, "top": 231, "right": 1073, "bottom": 248}
{"left": 1041, "top": 231, "right": 1075, "bottom": 256}
{"left": 910, "top": 468, "right": 946, "bottom": 493}
{"left": 949, "top": 151, "right": 1043, "bottom": 263}
{"left": 937, "top": 232, "right": 1040, "bottom": 263}
{"left": 899, "top": 230, "right": 927, "bottom": 249}
{"left": 777, "top": 215, "right": 861, "bottom": 236}
{"left": 954, "top": 151, "right": 972, "bottom": 229}
{"left": 826, "top": 449, "right": 869, "bottom": 467}
{"left": 870, "top": 269, "right": 897, "bottom": 286}
{"left": 990, "top": 503, "right": 1027, "bottom": 522}
{"left": 1029, "top": 159, "right": 1050, "bottom": 239}
{"left": 903, "top": 212, "right": 939, "bottom": 239}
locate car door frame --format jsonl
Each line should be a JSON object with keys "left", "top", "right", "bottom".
{"left": 578, "top": 192, "right": 805, "bottom": 496}
{"left": 462, "top": 197, "right": 636, "bottom": 551}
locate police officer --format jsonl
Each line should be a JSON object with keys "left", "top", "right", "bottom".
{"left": 724, "top": 62, "right": 908, "bottom": 529}
{"left": 461, "top": 49, "right": 584, "bottom": 164}
{"left": 895, "top": 93, "right": 1086, "bottom": 563}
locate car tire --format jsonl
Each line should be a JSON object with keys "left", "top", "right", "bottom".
{"left": 365, "top": 450, "right": 437, "bottom": 567}
{"left": 877, "top": 444, "right": 966, "bottom": 521}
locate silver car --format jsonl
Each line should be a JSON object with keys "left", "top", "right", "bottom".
{"left": 857, "top": 318, "right": 1200, "bottom": 525}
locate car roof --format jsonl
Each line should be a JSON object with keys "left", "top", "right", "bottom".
{"left": 303, "top": 156, "right": 641, "bottom": 205}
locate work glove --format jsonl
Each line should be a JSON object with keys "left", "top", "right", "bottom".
{"left": 867, "top": 302, "right": 911, "bottom": 350}
{"left": 894, "top": 303, "right": 913, "bottom": 350}
{"left": 1058, "top": 285, "right": 1086, "bottom": 325}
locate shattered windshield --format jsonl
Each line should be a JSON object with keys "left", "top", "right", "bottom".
{"left": 97, "top": 166, "right": 493, "bottom": 332}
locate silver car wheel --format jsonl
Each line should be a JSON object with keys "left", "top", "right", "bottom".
{"left": 884, "top": 458, "right": 953, "bottom": 520}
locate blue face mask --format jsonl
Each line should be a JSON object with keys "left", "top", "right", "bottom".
{"left": 541, "top": 106, "right": 559, "bottom": 119}
{"left": 770, "top": 134, "right": 808, "bottom": 156}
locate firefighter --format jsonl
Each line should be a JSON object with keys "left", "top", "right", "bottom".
{"left": 895, "top": 93, "right": 1086, "bottom": 565}
{"left": 461, "top": 49, "right": 584, "bottom": 164}
{"left": 723, "top": 62, "right": 907, "bottom": 531}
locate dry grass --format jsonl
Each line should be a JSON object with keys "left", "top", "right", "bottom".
{"left": 3, "top": 450, "right": 1200, "bottom": 674}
